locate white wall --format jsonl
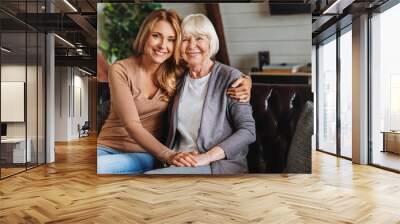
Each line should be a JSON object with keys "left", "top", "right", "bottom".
{"left": 1, "top": 82, "right": 25, "bottom": 122}
{"left": 1, "top": 63, "right": 46, "bottom": 163}
{"left": 312, "top": 45, "right": 317, "bottom": 150}
{"left": 162, "top": 3, "right": 206, "bottom": 17}
{"left": 55, "top": 66, "right": 69, "bottom": 141}
{"left": 162, "top": 3, "right": 311, "bottom": 73}
{"left": 220, "top": 3, "right": 311, "bottom": 72}
{"left": 72, "top": 73, "right": 89, "bottom": 138}
{"left": 1, "top": 65, "right": 25, "bottom": 127}
{"left": 1, "top": 65, "right": 26, "bottom": 140}
{"left": 1, "top": 65, "right": 37, "bottom": 138}
{"left": 54, "top": 67, "right": 89, "bottom": 141}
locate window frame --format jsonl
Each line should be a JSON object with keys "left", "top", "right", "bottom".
{"left": 367, "top": 0, "right": 400, "bottom": 173}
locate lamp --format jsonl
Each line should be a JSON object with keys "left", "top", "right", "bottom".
{"left": 63, "top": 0, "right": 78, "bottom": 12}
{"left": 322, "top": 0, "right": 355, "bottom": 15}
{"left": 54, "top": 34, "right": 75, "bottom": 48}
{"left": 77, "top": 67, "right": 94, "bottom": 76}
{"left": 1, "top": 47, "right": 11, "bottom": 53}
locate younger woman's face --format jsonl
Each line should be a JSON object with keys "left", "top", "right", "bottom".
{"left": 143, "top": 20, "right": 176, "bottom": 65}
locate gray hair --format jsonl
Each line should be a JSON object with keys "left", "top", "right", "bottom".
{"left": 181, "top": 14, "right": 219, "bottom": 58}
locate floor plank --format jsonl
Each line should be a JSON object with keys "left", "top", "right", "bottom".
{"left": 0, "top": 135, "right": 399, "bottom": 223}
{"left": 372, "top": 150, "right": 400, "bottom": 171}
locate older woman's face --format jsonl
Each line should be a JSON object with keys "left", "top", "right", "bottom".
{"left": 143, "top": 20, "right": 176, "bottom": 64}
{"left": 181, "top": 33, "right": 210, "bottom": 67}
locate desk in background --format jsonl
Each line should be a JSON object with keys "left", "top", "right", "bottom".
{"left": 1, "top": 138, "right": 32, "bottom": 164}
{"left": 382, "top": 131, "right": 400, "bottom": 154}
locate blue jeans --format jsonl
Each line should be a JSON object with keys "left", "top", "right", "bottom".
{"left": 97, "top": 145, "right": 155, "bottom": 174}
{"left": 144, "top": 165, "right": 212, "bottom": 174}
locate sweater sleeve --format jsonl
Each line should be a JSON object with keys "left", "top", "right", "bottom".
{"left": 217, "top": 70, "right": 256, "bottom": 160}
{"left": 108, "top": 62, "right": 174, "bottom": 161}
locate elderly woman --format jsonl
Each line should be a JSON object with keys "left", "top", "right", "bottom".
{"left": 145, "top": 14, "right": 256, "bottom": 174}
{"left": 98, "top": 9, "right": 252, "bottom": 174}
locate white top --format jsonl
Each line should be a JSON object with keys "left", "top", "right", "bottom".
{"left": 175, "top": 73, "right": 211, "bottom": 152}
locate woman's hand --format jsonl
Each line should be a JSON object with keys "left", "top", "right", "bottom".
{"left": 167, "top": 151, "right": 197, "bottom": 167}
{"left": 227, "top": 75, "right": 252, "bottom": 102}
{"left": 189, "top": 151, "right": 212, "bottom": 166}
{"left": 190, "top": 146, "right": 225, "bottom": 167}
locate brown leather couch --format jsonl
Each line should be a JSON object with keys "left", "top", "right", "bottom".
{"left": 247, "top": 84, "right": 313, "bottom": 173}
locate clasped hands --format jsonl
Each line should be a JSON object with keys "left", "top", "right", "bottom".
{"left": 166, "top": 151, "right": 211, "bottom": 167}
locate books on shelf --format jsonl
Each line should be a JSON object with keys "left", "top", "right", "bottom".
{"left": 261, "top": 63, "right": 311, "bottom": 74}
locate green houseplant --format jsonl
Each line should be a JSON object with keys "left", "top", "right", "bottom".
{"left": 97, "top": 3, "right": 161, "bottom": 132}
{"left": 99, "top": 3, "right": 161, "bottom": 64}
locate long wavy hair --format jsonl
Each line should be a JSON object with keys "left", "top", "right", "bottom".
{"left": 133, "top": 9, "right": 184, "bottom": 102}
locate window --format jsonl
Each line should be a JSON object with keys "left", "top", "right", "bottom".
{"left": 0, "top": 1, "right": 47, "bottom": 179}
{"left": 317, "top": 36, "right": 337, "bottom": 154}
{"left": 370, "top": 2, "right": 400, "bottom": 171}
{"left": 316, "top": 25, "right": 353, "bottom": 159}
{"left": 339, "top": 28, "right": 352, "bottom": 158}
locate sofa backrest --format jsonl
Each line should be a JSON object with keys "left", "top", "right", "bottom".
{"left": 247, "top": 84, "right": 313, "bottom": 173}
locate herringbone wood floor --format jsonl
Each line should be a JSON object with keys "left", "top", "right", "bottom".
{"left": 1, "top": 135, "right": 400, "bottom": 224}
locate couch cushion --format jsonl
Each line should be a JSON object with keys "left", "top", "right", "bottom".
{"left": 247, "top": 84, "right": 313, "bottom": 173}
{"left": 285, "top": 101, "right": 313, "bottom": 173}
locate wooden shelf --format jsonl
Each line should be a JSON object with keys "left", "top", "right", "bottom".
{"left": 250, "top": 71, "right": 311, "bottom": 76}
{"left": 250, "top": 72, "right": 312, "bottom": 84}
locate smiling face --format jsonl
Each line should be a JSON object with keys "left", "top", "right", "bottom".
{"left": 181, "top": 32, "right": 211, "bottom": 67}
{"left": 143, "top": 20, "right": 176, "bottom": 65}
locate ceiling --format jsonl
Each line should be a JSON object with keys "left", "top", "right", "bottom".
{"left": 311, "top": 0, "right": 390, "bottom": 43}
{"left": 0, "top": 0, "right": 97, "bottom": 73}
{"left": 1, "top": 0, "right": 316, "bottom": 74}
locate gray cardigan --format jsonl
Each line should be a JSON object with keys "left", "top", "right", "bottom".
{"left": 166, "top": 61, "right": 256, "bottom": 174}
